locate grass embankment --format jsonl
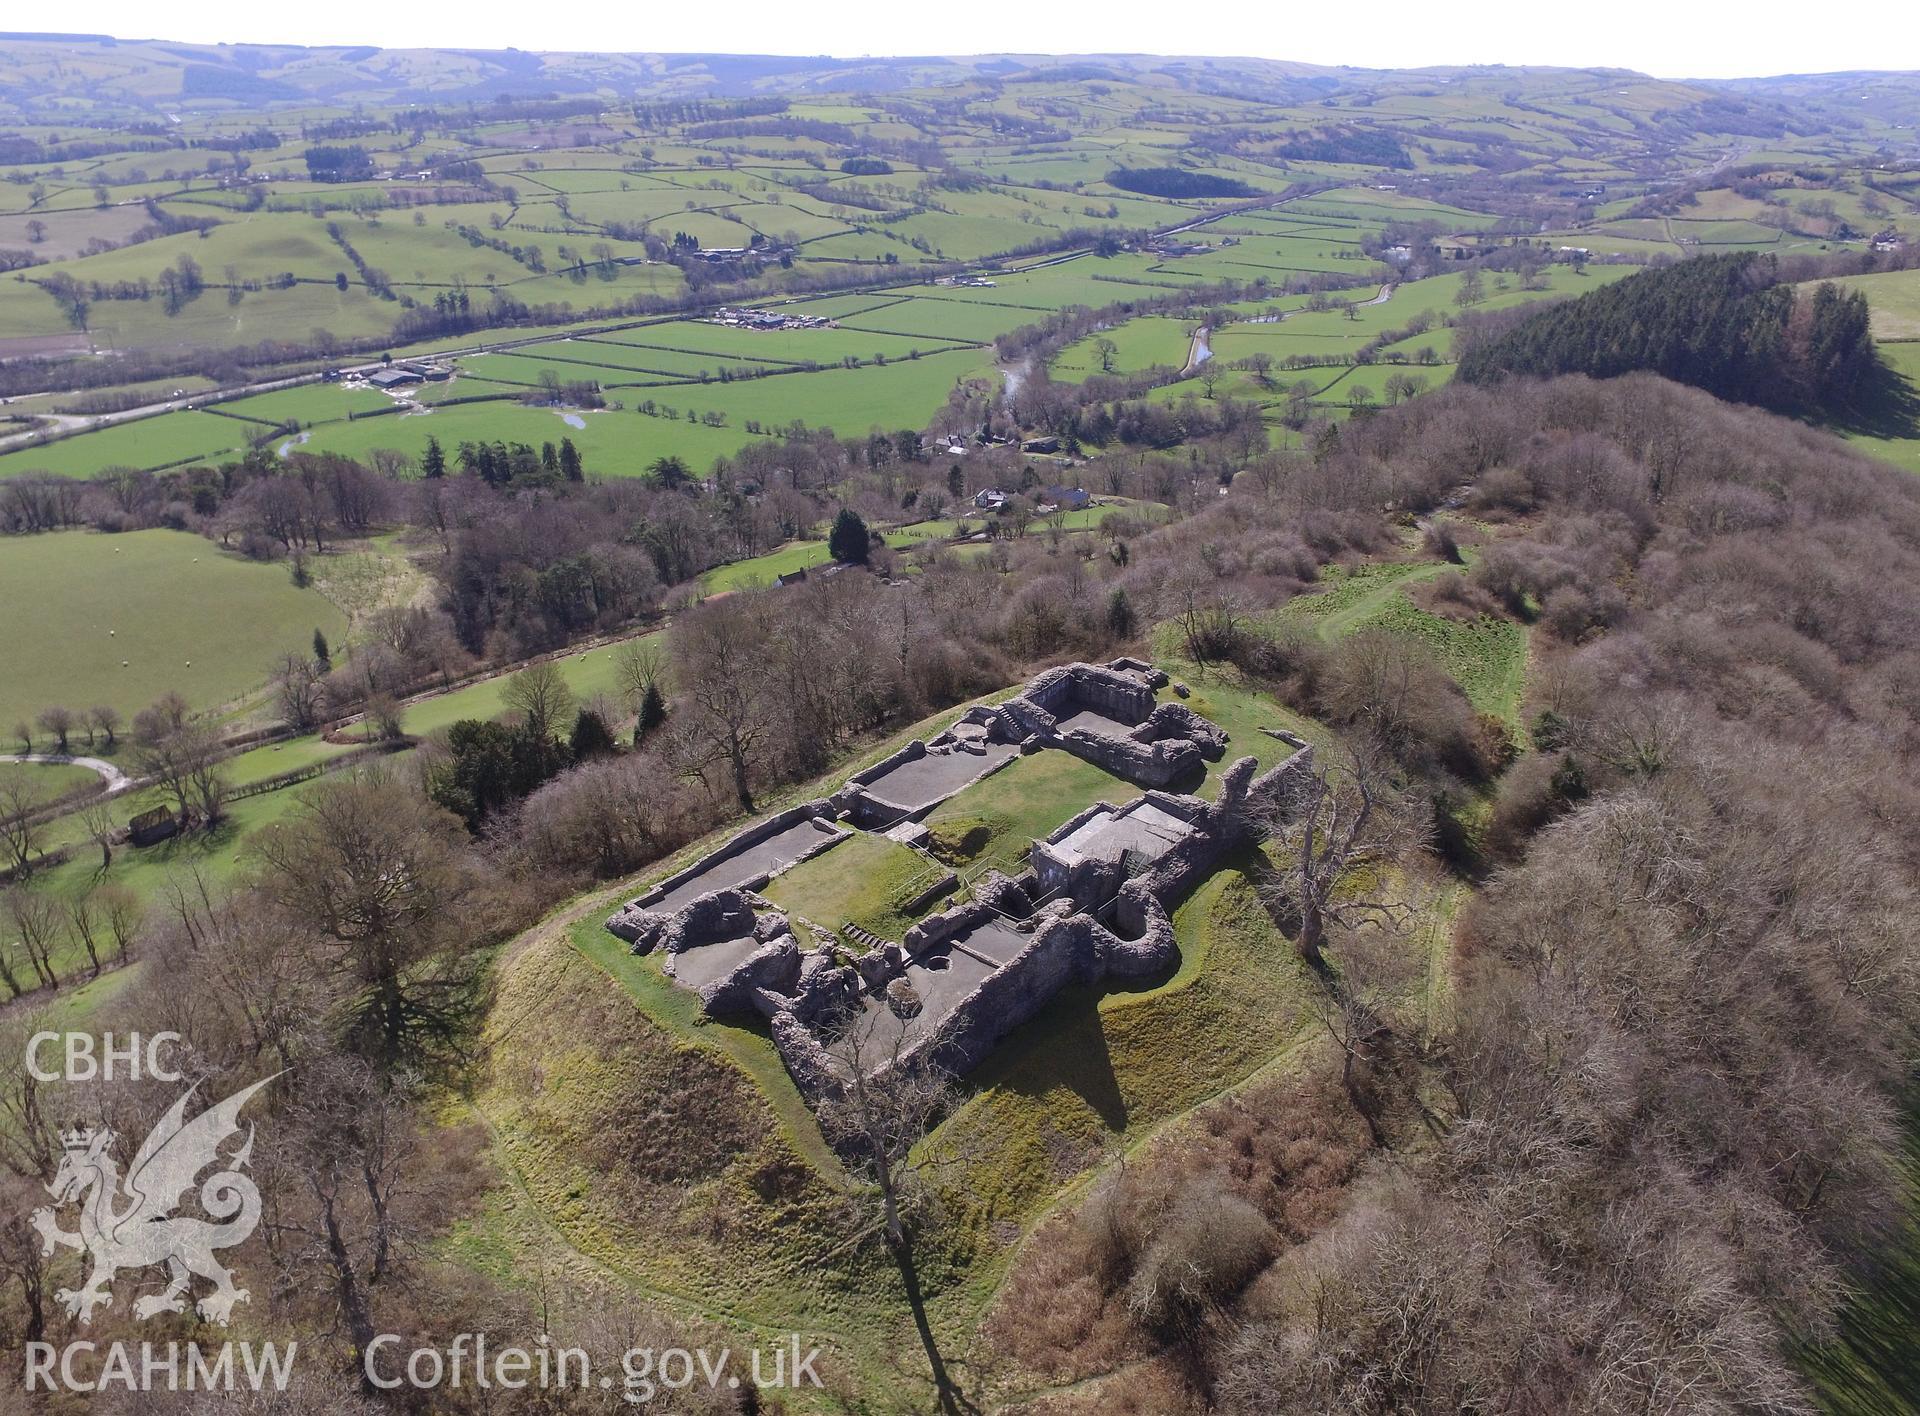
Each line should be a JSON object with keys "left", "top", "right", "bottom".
{"left": 457, "top": 923, "right": 907, "bottom": 1403}
{"left": 1278, "top": 558, "right": 1530, "bottom": 726}
{"left": 700, "top": 539, "right": 836, "bottom": 592}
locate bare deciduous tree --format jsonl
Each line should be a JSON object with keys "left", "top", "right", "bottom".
{"left": 669, "top": 596, "right": 775, "bottom": 810}
{"left": 0, "top": 778, "right": 46, "bottom": 877}
{"left": 613, "top": 637, "right": 667, "bottom": 717}
{"left": 262, "top": 1055, "right": 421, "bottom": 1382}
{"left": 130, "top": 693, "right": 228, "bottom": 828}
{"left": 87, "top": 705, "right": 120, "bottom": 750}
{"left": 245, "top": 771, "right": 477, "bottom": 1068}
{"left": 34, "top": 707, "right": 74, "bottom": 756}
{"left": 275, "top": 652, "right": 327, "bottom": 732}
{"left": 1256, "top": 741, "right": 1429, "bottom": 970}
{"left": 816, "top": 1016, "right": 971, "bottom": 1415}
{"left": 501, "top": 661, "right": 574, "bottom": 743}
{"left": 4, "top": 887, "right": 63, "bottom": 992}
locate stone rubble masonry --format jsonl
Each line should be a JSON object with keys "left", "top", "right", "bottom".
{"left": 992, "top": 658, "right": 1223, "bottom": 789}
{"left": 699, "top": 933, "right": 802, "bottom": 1014}
{"left": 903, "top": 896, "right": 997, "bottom": 952}
{"left": 836, "top": 722, "right": 1021, "bottom": 827}
{"left": 1134, "top": 702, "right": 1229, "bottom": 759}
{"left": 600, "top": 657, "right": 1318, "bottom": 1140}
{"left": 606, "top": 806, "right": 847, "bottom": 945}
{"left": 774, "top": 746, "right": 1317, "bottom": 1129}
{"left": 847, "top": 737, "right": 927, "bottom": 789}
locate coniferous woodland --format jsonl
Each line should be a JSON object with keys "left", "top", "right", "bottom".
{"left": 1458, "top": 253, "right": 1880, "bottom": 412}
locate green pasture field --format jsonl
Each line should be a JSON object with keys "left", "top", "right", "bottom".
{"left": 758, "top": 292, "right": 915, "bottom": 322}
{"left": 515, "top": 338, "right": 774, "bottom": 377}
{"left": 1205, "top": 265, "right": 1627, "bottom": 375}
{"left": 399, "top": 630, "right": 662, "bottom": 739}
{"left": 887, "top": 211, "right": 1077, "bottom": 262}
{"left": 0, "top": 278, "right": 83, "bottom": 346}
{"left": 56, "top": 280, "right": 392, "bottom": 355}
{"left": 701, "top": 540, "right": 835, "bottom": 592}
{"left": 334, "top": 219, "right": 552, "bottom": 287}
{"left": 216, "top": 382, "right": 396, "bottom": 425}
{"left": 0, "top": 528, "right": 345, "bottom": 748}
{"left": 410, "top": 374, "right": 523, "bottom": 404}
{"left": 1050, "top": 315, "right": 1195, "bottom": 380}
{"left": 1837, "top": 340, "right": 1920, "bottom": 476}
{"left": 0, "top": 760, "right": 98, "bottom": 803}
{"left": 450, "top": 350, "right": 707, "bottom": 388}
{"left": 0, "top": 409, "right": 249, "bottom": 479}
{"left": 911, "top": 258, "right": 1204, "bottom": 311}
{"left": 603, "top": 319, "right": 965, "bottom": 366}
{"left": 13, "top": 625, "right": 670, "bottom": 932}
{"left": 1167, "top": 237, "right": 1389, "bottom": 281}
{"left": 828, "top": 294, "right": 1044, "bottom": 344}
{"left": 485, "top": 264, "right": 685, "bottom": 310}
{"left": 295, "top": 400, "right": 750, "bottom": 475}
{"left": 663, "top": 345, "right": 994, "bottom": 439}
{"left": 1666, "top": 218, "right": 1786, "bottom": 246}
{"left": 789, "top": 230, "right": 932, "bottom": 263}
{"left": 1816, "top": 269, "right": 1920, "bottom": 341}
{"left": 293, "top": 345, "right": 991, "bottom": 474}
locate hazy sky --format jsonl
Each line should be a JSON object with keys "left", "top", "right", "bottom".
{"left": 49, "top": 1, "right": 1918, "bottom": 81}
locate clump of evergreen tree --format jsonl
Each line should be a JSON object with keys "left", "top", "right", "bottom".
{"left": 829, "top": 508, "right": 871, "bottom": 565}
{"left": 635, "top": 681, "right": 667, "bottom": 744}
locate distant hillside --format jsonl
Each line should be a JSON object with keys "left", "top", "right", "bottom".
{"left": 0, "top": 33, "right": 1909, "bottom": 131}
{"left": 1456, "top": 253, "right": 1879, "bottom": 414}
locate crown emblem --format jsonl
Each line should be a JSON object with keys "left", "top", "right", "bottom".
{"left": 59, "top": 1127, "right": 103, "bottom": 1153}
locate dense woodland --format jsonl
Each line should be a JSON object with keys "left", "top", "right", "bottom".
{"left": 1458, "top": 253, "right": 1882, "bottom": 412}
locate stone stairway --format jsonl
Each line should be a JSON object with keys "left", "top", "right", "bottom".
{"left": 841, "top": 921, "right": 899, "bottom": 952}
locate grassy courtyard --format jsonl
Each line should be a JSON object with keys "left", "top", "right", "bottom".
{"left": 762, "top": 829, "right": 945, "bottom": 943}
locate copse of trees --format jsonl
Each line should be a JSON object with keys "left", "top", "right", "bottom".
{"left": 1105, "top": 167, "right": 1255, "bottom": 199}
{"left": 1457, "top": 252, "right": 1879, "bottom": 413}
{"left": 302, "top": 144, "right": 374, "bottom": 184}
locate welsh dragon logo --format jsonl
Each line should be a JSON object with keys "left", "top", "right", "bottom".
{"left": 30, "top": 1076, "right": 275, "bottom": 1326}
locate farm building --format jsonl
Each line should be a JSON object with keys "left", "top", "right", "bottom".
{"left": 127, "top": 805, "right": 178, "bottom": 847}
{"left": 368, "top": 367, "right": 423, "bottom": 389}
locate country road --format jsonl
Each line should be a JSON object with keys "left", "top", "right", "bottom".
{"left": 0, "top": 753, "right": 133, "bottom": 794}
